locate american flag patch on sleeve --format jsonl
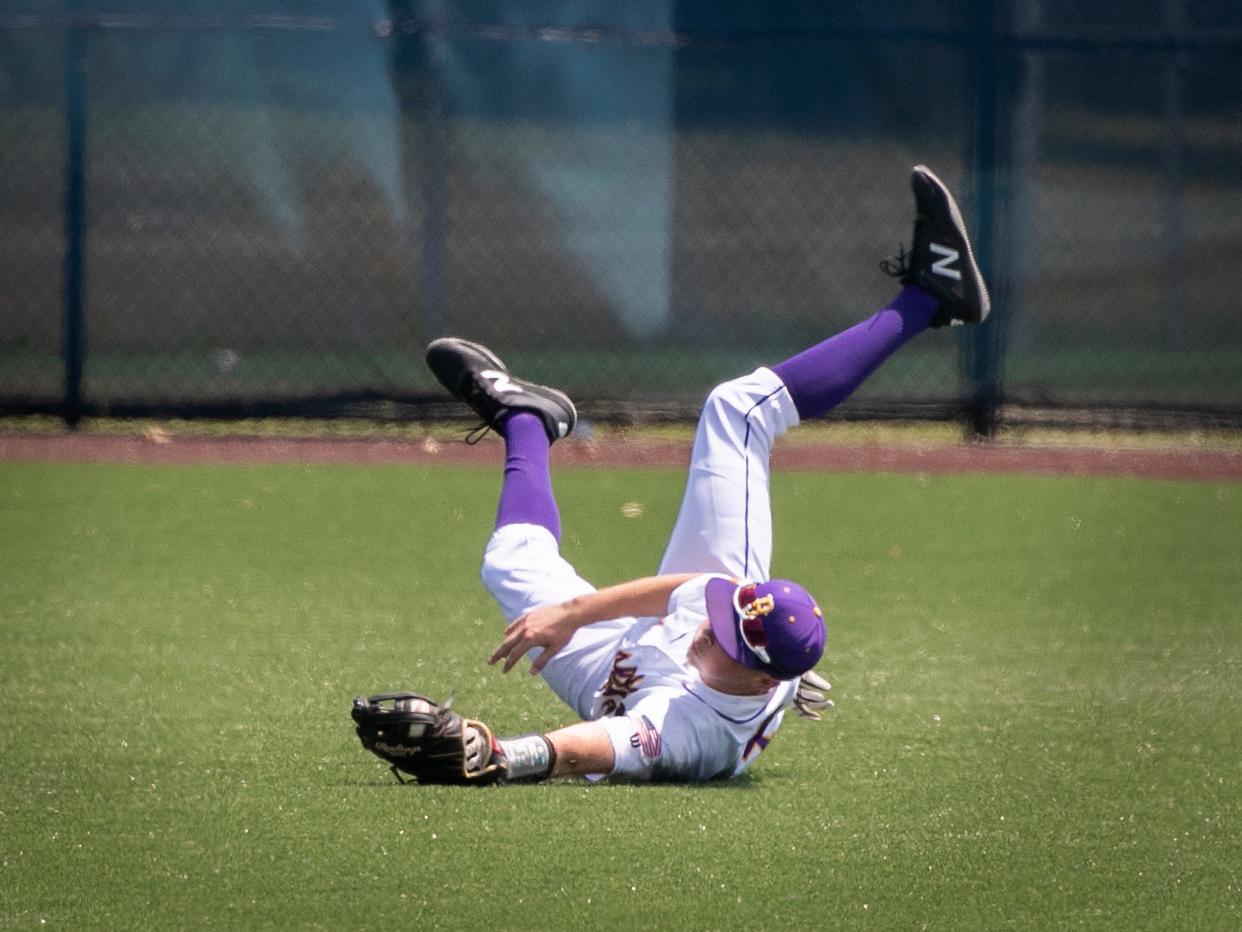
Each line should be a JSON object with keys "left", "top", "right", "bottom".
{"left": 628, "top": 714, "right": 662, "bottom": 759}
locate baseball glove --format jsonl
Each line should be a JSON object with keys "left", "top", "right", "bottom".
{"left": 350, "top": 692, "right": 504, "bottom": 785}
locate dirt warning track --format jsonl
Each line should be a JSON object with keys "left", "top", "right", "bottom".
{"left": 3, "top": 431, "right": 1241, "bottom": 482}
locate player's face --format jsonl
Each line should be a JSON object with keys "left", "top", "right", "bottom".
{"left": 688, "top": 622, "right": 779, "bottom": 696}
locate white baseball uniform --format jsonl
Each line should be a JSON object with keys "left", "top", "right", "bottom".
{"left": 481, "top": 366, "right": 803, "bottom": 780}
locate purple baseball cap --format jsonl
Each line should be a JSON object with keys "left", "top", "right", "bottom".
{"left": 705, "top": 576, "right": 826, "bottom": 680}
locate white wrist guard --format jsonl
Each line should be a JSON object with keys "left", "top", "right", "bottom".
{"left": 497, "top": 733, "right": 556, "bottom": 782}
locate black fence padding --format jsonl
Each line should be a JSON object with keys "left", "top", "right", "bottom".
{"left": 2, "top": 2, "right": 1241, "bottom": 434}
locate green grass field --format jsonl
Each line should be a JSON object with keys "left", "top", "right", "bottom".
{"left": 2, "top": 460, "right": 1240, "bottom": 930}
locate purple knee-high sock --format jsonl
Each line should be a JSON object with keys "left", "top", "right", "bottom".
{"left": 771, "top": 286, "right": 939, "bottom": 420}
{"left": 495, "top": 412, "right": 561, "bottom": 541}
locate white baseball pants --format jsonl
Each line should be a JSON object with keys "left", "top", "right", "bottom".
{"left": 480, "top": 367, "right": 800, "bottom": 718}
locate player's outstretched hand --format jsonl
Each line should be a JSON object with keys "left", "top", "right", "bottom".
{"left": 489, "top": 602, "right": 578, "bottom": 675}
{"left": 793, "top": 670, "right": 834, "bottom": 720}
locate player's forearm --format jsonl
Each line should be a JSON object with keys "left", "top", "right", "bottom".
{"left": 490, "top": 573, "right": 703, "bottom": 674}
{"left": 545, "top": 721, "right": 616, "bottom": 777}
{"left": 493, "top": 721, "right": 615, "bottom": 781}
{"left": 562, "top": 573, "right": 698, "bottom": 626}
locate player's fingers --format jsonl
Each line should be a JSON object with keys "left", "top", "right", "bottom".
{"left": 488, "top": 622, "right": 527, "bottom": 667}
{"left": 528, "top": 645, "right": 556, "bottom": 676}
{"left": 498, "top": 615, "right": 527, "bottom": 639}
{"left": 529, "top": 636, "right": 568, "bottom": 676}
{"left": 486, "top": 635, "right": 511, "bottom": 666}
{"left": 801, "top": 670, "right": 831, "bottom": 691}
{"left": 501, "top": 637, "right": 536, "bottom": 673}
{"left": 799, "top": 696, "right": 834, "bottom": 713}
{"left": 491, "top": 639, "right": 525, "bottom": 671}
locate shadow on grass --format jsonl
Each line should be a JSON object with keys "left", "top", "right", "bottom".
{"left": 334, "top": 771, "right": 763, "bottom": 790}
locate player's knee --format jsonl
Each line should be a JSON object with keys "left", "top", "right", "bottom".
{"left": 479, "top": 548, "right": 506, "bottom": 600}
{"left": 479, "top": 525, "right": 566, "bottom": 607}
{"left": 700, "top": 379, "right": 750, "bottom": 424}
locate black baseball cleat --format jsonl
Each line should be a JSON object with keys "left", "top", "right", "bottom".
{"left": 425, "top": 337, "right": 577, "bottom": 444}
{"left": 881, "top": 165, "right": 991, "bottom": 327}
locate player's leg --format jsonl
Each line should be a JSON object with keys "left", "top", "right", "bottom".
{"left": 479, "top": 410, "right": 584, "bottom": 628}
{"left": 773, "top": 164, "right": 991, "bottom": 419}
{"left": 481, "top": 414, "right": 634, "bottom": 717}
{"left": 426, "top": 339, "right": 627, "bottom": 718}
{"left": 658, "top": 165, "right": 989, "bottom": 579}
{"left": 656, "top": 287, "right": 935, "bottom": 579}
{"left": 656, "top": 367, "right": 796, "bottom": 581}
{"left": 493, "top": 410, "right": 563, "bottom": 542}
{"left": 768, "top": 284, "right": 938, "bottom": 421}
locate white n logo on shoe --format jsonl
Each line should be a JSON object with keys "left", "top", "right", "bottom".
{"left": 930, "top": 243, "right": 962, "bottom": 281}
{"left": 480, "top": 369, "right": 522, "bottom": 394}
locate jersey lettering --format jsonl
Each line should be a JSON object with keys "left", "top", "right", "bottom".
{"left": 598, "top": 650, "right": 643, "bottom": 717}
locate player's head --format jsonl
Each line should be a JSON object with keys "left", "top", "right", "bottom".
{"left": 705, "top": 577, "right": 826, "bottom": 680}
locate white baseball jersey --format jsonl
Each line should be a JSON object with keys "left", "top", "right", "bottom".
{"left": 480, "top": 367, "right": 804, "bottom": 781}
{"left": 590, "top": 574, "right": 798, "bottom": 781}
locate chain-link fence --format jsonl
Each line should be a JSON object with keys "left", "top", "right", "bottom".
{"left": 3, "top": 1, "right": 1241, "bottom": 433}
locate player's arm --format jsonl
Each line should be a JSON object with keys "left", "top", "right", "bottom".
{"left": 489, "top": 572, "right": 700, "bottom": 674}
{"left": 544, "top": 720, "right": 616, "bottom": 776}
{"left": 352, "top": 692, "right": 615, "bottom": 783}
{"left": 351, "top": 697, "right": 714, "bottom": 783}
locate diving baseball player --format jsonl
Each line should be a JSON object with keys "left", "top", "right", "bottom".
{"left": 351, "top": 165, "right": 990, "bottom": 784}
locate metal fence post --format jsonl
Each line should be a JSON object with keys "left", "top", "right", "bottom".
{"left": 1161, "top": 0, "right": 1188, "bottom": 350}
{"left": 967, "top": 0, "right": 1002, "bottom": 440}
{"left": 62, "top": 1, "right": 88, "bottom": 427}
{"left": 420, "top": 34, "right": 447, "bottom": 345}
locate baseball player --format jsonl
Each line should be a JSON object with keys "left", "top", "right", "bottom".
{"left": 351, "top": 165, "right": 990, "bottom": 785}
